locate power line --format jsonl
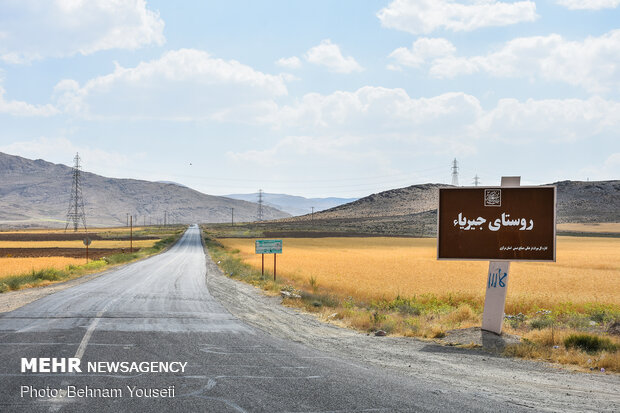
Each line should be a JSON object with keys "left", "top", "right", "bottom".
{"left": 257, "top": 189, "right": 264, "bottom": 221}
{"left": 473, "top": 174, "right": 481, "bottom": 186}
{"left": 451, "top": 158, "right": 459, "bottom": 187}
{"left": 64, "top": 153, "right": 87, "bottom": 232}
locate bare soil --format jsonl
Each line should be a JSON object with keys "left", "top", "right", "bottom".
{"left": 0, "top": 233, "right": 158, "bottom": 241}
{"left": 0, "top": 247, "right": 134, "bottom": 259}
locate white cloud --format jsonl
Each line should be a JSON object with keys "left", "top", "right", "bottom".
{"left": 53, "top": 48, "right": 288, "bottom": 120}
{"left": 476, "top": 96, "right": 620, "bottom": 142}
{"left": 556, "top": 0, "right": 620, "bottom": 9}
{"left": 428, "top": 30, "right": 620, "bottom": 93}
{"left": 255, "top": 87, "right": 620, "bottom": 148}
{"left": 275, "top": 56, "right": 302, "bottom": 69}
{"left": 304, "top": 40, "right": 363, "bottom": 73}
{"left": 0, "top": 86, "right": 58, "bottom": 117}
{"left": 0, "top": 0, "right": 165, "bottom": 63}
{"left": 388, "top": 38, "right": 456, "bottom": 70}
{"left": 377, "top": 0, "right": 538, "bottom": 34}
{"left": 223, "top": 89, "right": 620, "bottom": 188}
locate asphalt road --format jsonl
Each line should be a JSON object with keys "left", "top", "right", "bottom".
{"left": 0, "top": 226, "right": 602, "bottom": 412}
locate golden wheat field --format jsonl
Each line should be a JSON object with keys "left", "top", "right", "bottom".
{"left": 0, "top": 240, "right": 157, "bottom": 249}
{"left": 0, "top": 257, "right": 85, "bottom": 279}
{"left": 220, "top": 236, "right": 620, "bottom": 310}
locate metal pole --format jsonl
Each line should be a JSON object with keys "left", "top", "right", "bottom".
{"left": 231, "top": 208, "right": 234, "bottom": 227}
{"left": 274, "top": 253, "right": 276, "bottom": 281}
{"left": 130, "top": 215, "right": 133, "bottom": 253}
{"left": 261, "top": 253, "right": 264, "bottom": 276}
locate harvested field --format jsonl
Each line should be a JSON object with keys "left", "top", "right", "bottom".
{"left": 0, "top": 227, "right": 149, "bottom": 234}
{"left": 0, "top": 257, "right": 85, "bottom": 279}
{"left": 557, "top": 223, "right": 620, "bottom": 234}
{"left": 0, "top": 248, "right": 127, "bottom": 259}
{"left": 0, "top": 233, "right": 158, "bottom": 241}
{"left": 0, "top": 239, "right": 157, "bottom": 249}
{"left": 219, "top": 236, "right": 620, "bottom": 311}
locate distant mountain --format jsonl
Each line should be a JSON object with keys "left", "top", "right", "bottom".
{"left": 0, "top": 152, "right": 290, "bottom": 228}
{"left": 285, "top": 181, "right": 619, "bottom": 224}
{"left": 223, "top": 193, "right": 358, "bottom": 216}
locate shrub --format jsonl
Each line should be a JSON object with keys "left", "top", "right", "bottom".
{"left": 564, "top": 334, "right": 618, "bottom": 354}
{"left": 530, "top": 318, "right": 554, "bottom": 330}
{"left": 309, "top": 276, "right": 319, "bottom": 293}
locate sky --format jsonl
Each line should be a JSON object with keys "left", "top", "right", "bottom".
{"left": 0, "top": 0, "right": 618, "bottom": 198}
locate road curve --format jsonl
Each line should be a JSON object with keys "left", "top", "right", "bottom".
{"left": 0, "top": 226, "right": 609, "bottom": 412}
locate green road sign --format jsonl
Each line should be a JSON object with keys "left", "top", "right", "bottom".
{"left": 255, "top": 239, "right": 282, "bottom": 254}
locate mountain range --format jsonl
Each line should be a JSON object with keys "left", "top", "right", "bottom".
{"left": 0, "top": 152, "right": 289, "bottom": 228}
{"left": 223, "top": 193, "right": 358, "bottom": 216}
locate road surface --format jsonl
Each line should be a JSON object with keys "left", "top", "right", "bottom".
{"left": 0, "top": 226, "right": 616, "bottom": 412}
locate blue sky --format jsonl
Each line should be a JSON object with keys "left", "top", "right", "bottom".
{"left": 0, "top": 0, "right": 618, "bottom": 197}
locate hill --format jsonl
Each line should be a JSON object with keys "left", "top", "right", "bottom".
{"left": 0, "top": 152, "right": 289, "bottom": 228}
{"left": 265, "top": 180, "right": 618, "bottom": 237}
{"left": 224, "top": 193, "right": 358, "bottom": 216}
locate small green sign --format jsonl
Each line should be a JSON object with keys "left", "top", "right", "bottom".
{"left": 255, "top": 239, "right": 282, "bottom": 254}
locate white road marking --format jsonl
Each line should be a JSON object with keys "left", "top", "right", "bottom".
{"left": 74, "top": 309, "right": 105, "bottom": 359}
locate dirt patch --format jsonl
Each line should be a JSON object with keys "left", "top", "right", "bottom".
{"left": 0, "top": 233, "right": 158, "bottom": 241}
{"left": 442, "top": 327, "right": 521, "bottom": 351}
{"left": 261, "top": 231, "right": 414, "bottom": 238}
{"left": 0, "top": 233, "right": 103, "bottom": 241}
{"left": 0, "top": 248, "right": 135, "bottom": 259}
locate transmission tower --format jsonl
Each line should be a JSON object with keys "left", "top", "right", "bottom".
{"left": 473, "top": 174, "right": 481, "bottom": 186}
{"left": 64, "top": 153, "right": 87, "bottom": 232}
{"left": 257, "top": 189, "right": 264, "bottom": 221}
{"left": 451, "top": 158, "right": 459, "bottom": 186}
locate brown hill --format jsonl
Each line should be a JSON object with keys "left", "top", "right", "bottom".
{"left": 271, "top": 180, "right": 618, "bottom": 237}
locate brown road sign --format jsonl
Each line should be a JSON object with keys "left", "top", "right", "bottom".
{"left": 437, "top": 186, "right": 556, "bottom": 261}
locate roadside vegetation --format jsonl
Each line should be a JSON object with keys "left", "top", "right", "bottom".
{"left": 0, "top": 226, "right": 185, "bottom": 293}
{"left": 203, "top": 230, "right": 620, "bottom": 372}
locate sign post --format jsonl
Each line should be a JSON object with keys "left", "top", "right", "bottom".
{"left": 482, "top": 176, "right": 519, "bottom": 334}
{"left": 255, "top": 240, "right": 283, "bottom": 281}
{"left": 83, "top": 237, "right": 91, "bottom": 263}
{"left": 437, "top": 178, "right": 556, "bottom": 335}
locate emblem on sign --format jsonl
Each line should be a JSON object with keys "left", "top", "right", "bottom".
{"left": 484, "top": 189, "right": 501, "bottom": 207}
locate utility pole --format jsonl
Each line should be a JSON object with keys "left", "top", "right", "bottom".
{"left": 451, "top": 158, "right": 459, "bottom": 186}
{"left": 257, "top": 189, "right": 264, "bottom": 221}
{"left": 64, "top": 153, "right": 88, "bottom": 232}
{"left": 126, "top": 213, "right": 129, "bottom": 227}
{"left": 473, "top": 174, "right": 481, "bottom": 186}
{"left": 231, "top": 207, "right": 234, "bottom": 227}
{"left": 130, "top": 215, "right": 133, "bottom": 253}
{"left": 311, "top": 207, "right": 314, "bottom": 223}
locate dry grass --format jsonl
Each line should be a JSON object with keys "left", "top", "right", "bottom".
{"left": 557, "top": 223, "right": 620, "bottom": 233}
{"left": 0, "top": 257, "right": 85, "bottom": 279}
{"left": 219, "top": 236, "right": 620, "bottom": 311}
{"left": 212, "top": 234, "right": 620, "bottom": 371}
{"left": 0, "top": 240, "right": 157, "bottom": 249}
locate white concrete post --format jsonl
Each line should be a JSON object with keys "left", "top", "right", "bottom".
{"left": 481, "top": 176, "right": 520, "bottom": 334}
